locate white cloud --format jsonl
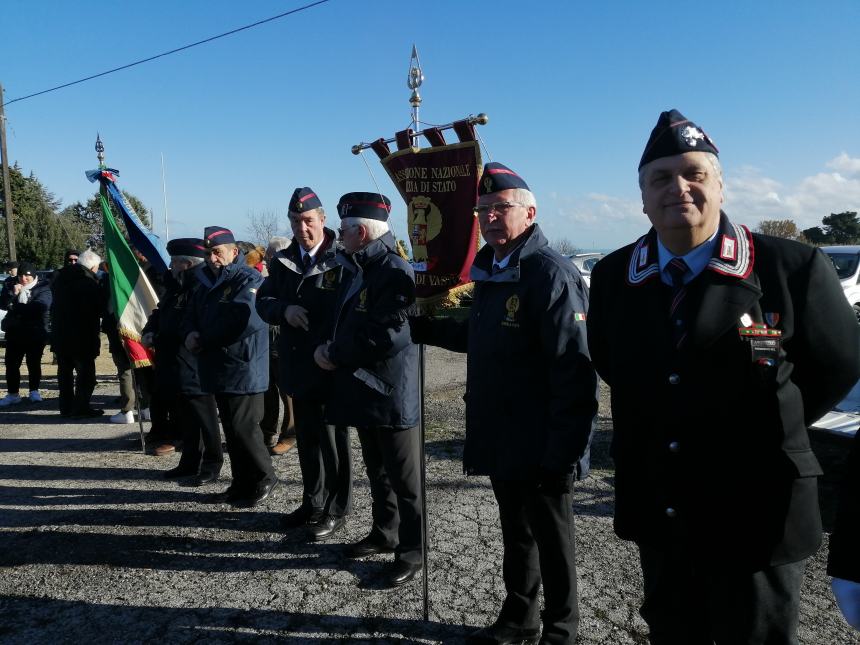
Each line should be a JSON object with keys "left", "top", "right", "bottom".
{"left": 726, "top": 154, "right": 860, "bottom": 230}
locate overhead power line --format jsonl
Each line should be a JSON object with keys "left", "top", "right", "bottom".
{"left": 2, "top": 0, "right": 333, "bottom": 108}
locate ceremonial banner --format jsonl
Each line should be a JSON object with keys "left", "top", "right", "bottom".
{"left": 99, "top": 193, "right": 159, "bottom": 367}
{"left": 380, "top": 140, "right": 482, "bottom": 311}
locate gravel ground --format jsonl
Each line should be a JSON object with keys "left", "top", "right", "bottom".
{"left": 0, "top": 345, "right": 856, "bottom": 644}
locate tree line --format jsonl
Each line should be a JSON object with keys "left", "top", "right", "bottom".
{"left": 0, "top": 164, "right": 151, "bottom": 268}
{"left": 756, "top": 212, "right": 860, "bottom": 245}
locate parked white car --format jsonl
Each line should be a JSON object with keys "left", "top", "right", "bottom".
{"left": 568, "top": 253, "right": 604, "bottom": 288}
{"left": 822, "top": 245, "right": 860, "bottom": 322}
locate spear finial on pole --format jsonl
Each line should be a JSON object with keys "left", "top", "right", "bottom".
{"left": 95, "top": 133, "right": 105, "bottom": 169}
{"left": 407, "top": 45, "right": 424, "bottom": 144}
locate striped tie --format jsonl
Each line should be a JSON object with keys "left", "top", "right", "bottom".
{"left": 666, "top": 258, "right": 690, "bottom": 349}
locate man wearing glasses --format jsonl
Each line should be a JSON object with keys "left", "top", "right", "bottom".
{"left": 313, "top": 192, "right": 422, "bottom": 588}
{"left": 411, "top": 163, "right": 597, "bottom": 644}
{"left": 257, "top": 187, "right": 353, "bottom": 541}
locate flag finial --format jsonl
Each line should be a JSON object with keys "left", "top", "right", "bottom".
{"left": 95, "top": 134, "right": 105, "bottom": 168}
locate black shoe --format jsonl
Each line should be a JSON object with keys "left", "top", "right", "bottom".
{"left": 209, "top": 486, "right": 245, "bottom": 504}
{"left": 307, "top": 508, "right": 326, "bottom": 526}
{"left": 386, "top": 560, "right": 422, "bottom": 587}
{"left": 346, "top": 535, "right": 395, "bottom": 559}
{"left": 282, "top": 505, "right": 323, "bottom": 529}
{"left": 192, "top": 471, "right": 220, "bottom": 486}
{"left": 163, "top": 466, "right": 197, "bottom": 480}
{"left": 310, "top": 515, "right": 346, "bottom": 541}
{"left": 233, "top": 478, "right": 279, "bottom": 508}
{"left": 465, "top": 622, "right": 541, "bottom": 645}
{"left": 72, "top": 407, "right": 104, "bottom": 419}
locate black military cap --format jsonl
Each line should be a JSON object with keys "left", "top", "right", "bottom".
{"left": 289, "top": 187, "right": 322, "bottom": 213}
{"left": 639, "top": 109, "right": 719, "bottom": 170}
{"left": 479, "top": 162, "right": 530, "bottom": 195}
{"left": 18, "top": 262, "right": 35, "bottom": 277}
{"left": 167, "top": 238, "right": 206, "bottom": 258}
{"left": 5, "top": 260, "right": 18, "bottom": 270}
{"left": 64, "top": 249, "right": 80, "bottom": 259}
{"left": 337, "top": 192, "right": 391, "bottom": 221}
{"left": 203, "top": 226, "right": 236, "bottom": 248}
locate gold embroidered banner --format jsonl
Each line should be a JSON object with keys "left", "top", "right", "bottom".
{"left": 381, "top": 140, "right": 482, "bottom": 312}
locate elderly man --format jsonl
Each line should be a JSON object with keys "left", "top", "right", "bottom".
{"left": 184, "top": 226, "right": 276, "bottom": 507}
{"left": 50, "top": 249, "right": 105, "bottom": 418}
{"left": 260, "top": 236, "right": 297, "bottom": 455}
{"left": 257, "top": 188, "right": 352, "bottom": 540}
{"left": 411, "top": 163, "right": 597, "bottom": 644}
{"left": 314, "top": 192, "right": 421, "bottom": 587}
{"left": 143, "top": 238, "right": 223, "bottom": 485}
{"left": 587, "top": 109, "right": 860, "bottom": 644}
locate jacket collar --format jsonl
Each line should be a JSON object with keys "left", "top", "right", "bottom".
{"left": 195, "top": 252, "right": 244, "bottom": 290}
{"left": 471, "top": 223, "right": 546, "bottom": 283}
{"left": 626, "top": 212, "right": 754, "bottom": 287}
{"left": 277, "top": 228, "right": 340, "bottom": 276}
{"left": 350, "top": 231, "right": 398, "bottom": 271}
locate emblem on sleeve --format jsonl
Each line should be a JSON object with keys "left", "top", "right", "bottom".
{"left": 356, "top": 289, "right": 369, "bottom": 312}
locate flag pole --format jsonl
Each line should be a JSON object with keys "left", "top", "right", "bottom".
{"left": 97, "top": 135, "right": 147, "bottom": 454}
{"left": 407, "top": 45, "right": 430, "bottom": 623}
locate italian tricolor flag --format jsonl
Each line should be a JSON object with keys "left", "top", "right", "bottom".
{"left": 100, "top": 194, "right": 159, "bottom": 367}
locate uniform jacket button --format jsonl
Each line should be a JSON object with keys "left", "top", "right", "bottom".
{"left": 665, "top": 507, "right": 678, "bottom": 518}
{"left": 668, "top": 373, "right": 680, "bottom": 385}
{"left": 668, "top": 441, "right": 680, "bottom": 453}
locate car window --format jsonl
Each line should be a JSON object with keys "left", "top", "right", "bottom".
{"left": 825, "top": 252, "right": 860, "bottom": 280}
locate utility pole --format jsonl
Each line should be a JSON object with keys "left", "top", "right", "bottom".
{"left": 0, "top": 83, "right": 17, "bottom": 261}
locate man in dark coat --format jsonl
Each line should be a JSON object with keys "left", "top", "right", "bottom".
{"left": 142, "top": 238, "right": 223, "bottom": 485}
{"left": 50, "top": 249, "right": 106, "bottom": 418}
{"left": 184, "top": 226, "right": 276, "bottom": 507}
{"left": 0, "top": 262, "right": 53, "bottom": 405}
{"left": 587, "top": 109, "right": 860, "bottom": 645}
{"left": 411, "top": 163, "right": 597, "bottom": 644}
{"left": 314, "top": 192, "right": 421, "bottom": 587}
{"left": 257, "top": 187, "right": 352, "bottom": 540}
{"left": 828, "top": 431, "right": 860, "bottom": 630}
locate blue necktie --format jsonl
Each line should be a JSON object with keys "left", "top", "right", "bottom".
{"left": 666, "top": 258, "right": 690, "bottom": 349}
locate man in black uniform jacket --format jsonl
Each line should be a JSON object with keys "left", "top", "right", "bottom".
{"left": 184, "top": 226, "right": 276, "bottom": 507}
{"left": 587, "top": 109, "right": 860, "bottom": 645}
{"left": 411, "top": 163, "right": 597, "bottom": 644}
{"left": 314, "top": 192, "right": 422, "bottom": 588}
{"left": 257, "top": 187, "right": 352, "bottom": 540}
{"left": 142, "top": 238, "right": 223, "bottom": 485}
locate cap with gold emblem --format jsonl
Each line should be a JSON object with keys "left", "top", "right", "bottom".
{"left": 203, "top": 226, "right": 236, "bottom": 248}
{"left": 479, "top": 162, "right": 530, "bottom": 195}
{"left": 639, "top": 109, "right": 719, "bottom": 170}
{"left": 289, "top": 187, "right": 322, "bottom": 213}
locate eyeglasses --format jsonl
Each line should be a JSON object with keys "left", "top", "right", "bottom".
{"left": 337, "top": 225, "right": 358, "bottom": 239}
{"left": 473, "top": 201, "right": 527, "bottom": 217}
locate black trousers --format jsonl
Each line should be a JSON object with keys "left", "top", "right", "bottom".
{"left": 175, "top": 393, "right": 223, "bottom": 476}
{"left": 4, "top": 336, "right": 46, "bottom": 393}
{"left": 638, "top": 539, "right": 805, "bottom": 645}
{"left": 357, "top": 425, "right": 422, "bottom": 565}
{"left": 56, "top": 353, "right": 96, "bottom": 415}
{"left": 214, "top": 393, "right": 275, "bottom": 493}
{"left": 490, "top": 477, "right": 579, "bottom": 645}
{"left": 261, "top": 353, "right": 294, "bottom": 444}
{"left": 293, "top": 395, "right": 352, "bottom": 517}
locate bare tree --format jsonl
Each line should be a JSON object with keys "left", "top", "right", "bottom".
{"left": 550, "top": 237, "right": 580, "bottom": 256}
{"left": 246, "top": 210, "right": 286, "bottom": 246}
{"left": 756, "top": 219, "right": 810, "bottom": 244}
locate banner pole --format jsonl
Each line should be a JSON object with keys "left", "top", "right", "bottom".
{"left": 419, "top": 342, "right": 429, "bottom": 621}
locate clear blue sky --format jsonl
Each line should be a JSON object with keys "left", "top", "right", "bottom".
{"left": 2, "top": 0, "right": 859, "bottom": 251}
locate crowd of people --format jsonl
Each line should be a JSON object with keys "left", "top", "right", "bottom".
{"left": 1, "top": 109, "right": 859, "bottom": 644}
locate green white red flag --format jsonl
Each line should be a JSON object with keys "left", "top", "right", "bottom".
{"left": 100, "top": 193, "right": 158, "bottom": 367}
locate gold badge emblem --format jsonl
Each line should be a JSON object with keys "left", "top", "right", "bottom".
{"left": 218, "top": 286, "right": 233, "bottom": 303}
{"left": 356, "top": 288, "right": 368, "bottom": 312}
{"left": 296, "top": 200, "right": 303, "bottom": 211}
{"left": 502, "top": 294, "right": 521, "bottom": 328}
{"left": 320, "top": 269, "right": 338, "bottom": 290}
{"left": 483, "top": 176, "right": 493, "bottom": 192}
{"left": 407, "top": 195, "right": 443, "bottom": 264}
